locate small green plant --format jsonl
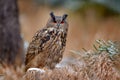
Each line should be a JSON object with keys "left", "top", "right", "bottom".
{"left": 70, "top": 40, "right": 120, "bottom": 59}
{"left": 93, "top": 40, "right": 119, "bottom": 58}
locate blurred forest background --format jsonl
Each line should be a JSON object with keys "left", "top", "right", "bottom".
{"left": 18, "top": 0, "right": 120, "bottom": 57}
{"left": 0, "top": 0, "right": 120, "bottom": 79}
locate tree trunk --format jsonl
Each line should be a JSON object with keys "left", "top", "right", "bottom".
{"left": 0, "top": 0, "right": 24, "bottom": 66}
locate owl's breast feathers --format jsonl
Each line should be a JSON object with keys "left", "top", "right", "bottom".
{"left": 25, "top": 27, "right": 67, "bottom": 68}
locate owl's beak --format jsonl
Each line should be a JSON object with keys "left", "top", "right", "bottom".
{"left": 56, "top": 23, "right": 60, "bottom": 27}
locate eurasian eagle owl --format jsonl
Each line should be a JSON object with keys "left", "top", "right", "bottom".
{"left": 25, "top": 12, "right": 68, "bottom": 71}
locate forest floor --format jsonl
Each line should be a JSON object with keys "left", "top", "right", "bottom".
{"left": 0, "top": 40, "right": 120, "bottom": 80}
{"left": 0, "top": 1, "right": 120, "bottom": 80}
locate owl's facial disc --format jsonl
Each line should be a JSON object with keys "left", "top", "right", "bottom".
{"left": 49, "top": 12, "right": 68, "bottom": 28}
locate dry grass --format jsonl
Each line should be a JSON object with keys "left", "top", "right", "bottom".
{"left": 0, "top": 41, "right": 120, "bottom": 80}
{"left": 23, "top": 63, "right": 88, "bottom": 80}
{"left": 23, "top": 41, "right": 120, "bottom": 80}
{"left": 0, "top": 1, "right": 119, "bottom": 79}
{"left": 0, "top": 64, "right": 24, "bottom": 80}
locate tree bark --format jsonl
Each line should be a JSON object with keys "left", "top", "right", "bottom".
{"left": 0, "top": 0, "right": 24, "bottom": 66}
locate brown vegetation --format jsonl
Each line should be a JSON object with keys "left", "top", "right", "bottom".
{"left": 0, "top": 41, "right": 120, "bottom": 80}
{"left": 0, "top": 64, "right": 24, "bottom": 80}
{"left": 23, "top": 51, "right": 120, "bottom": 80}
{"left": 0, "top": 1, "right": 120, "bottom": 80}
{"left": 23, "top": 40, "right": 120, "bottom": 80}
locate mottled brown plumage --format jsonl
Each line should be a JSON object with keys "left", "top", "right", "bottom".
{"left": 25, "top": 12, "right": 68, "bottom": 71}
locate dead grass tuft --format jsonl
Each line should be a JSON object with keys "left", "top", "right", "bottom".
{"left": 0, "top": 64, "right": 24, "bottom": 80}
{"left": 24, "top": 40, "right": 120, "bottom": 80}
{"left": 24, "top": 51, "right": 120, "bottom": 80}
{"left": 0, "top": 40, "right": 120, "bottom": 80}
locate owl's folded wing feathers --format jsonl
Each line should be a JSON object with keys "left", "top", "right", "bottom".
{"left": 25, "top": 28, "right": 49, "bottom": 65}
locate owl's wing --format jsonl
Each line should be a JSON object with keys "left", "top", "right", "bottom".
{"left": 25, "top": 28, "right": 52, "bottom": 65}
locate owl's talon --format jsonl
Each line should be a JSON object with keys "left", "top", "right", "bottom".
{"left": 27, "top": 68, "right": 45, "bottom": 73}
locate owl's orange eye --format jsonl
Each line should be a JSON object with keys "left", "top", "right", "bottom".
{"left": 61, "top": 21, "right": 64, "bottom": 24}
{"left": 54, "top": 21, "right": 57, "bottom": 23}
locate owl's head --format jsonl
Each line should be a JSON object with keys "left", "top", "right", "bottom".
{"left": 46, "top": 12, "right": 68, "bottom": 31}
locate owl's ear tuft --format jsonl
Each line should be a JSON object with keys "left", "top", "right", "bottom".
{"left": 62, "top": 14, "right": 68, "bottom": 22}
{"left": 50, "top": 12, "right": 56, "bottom": 22}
